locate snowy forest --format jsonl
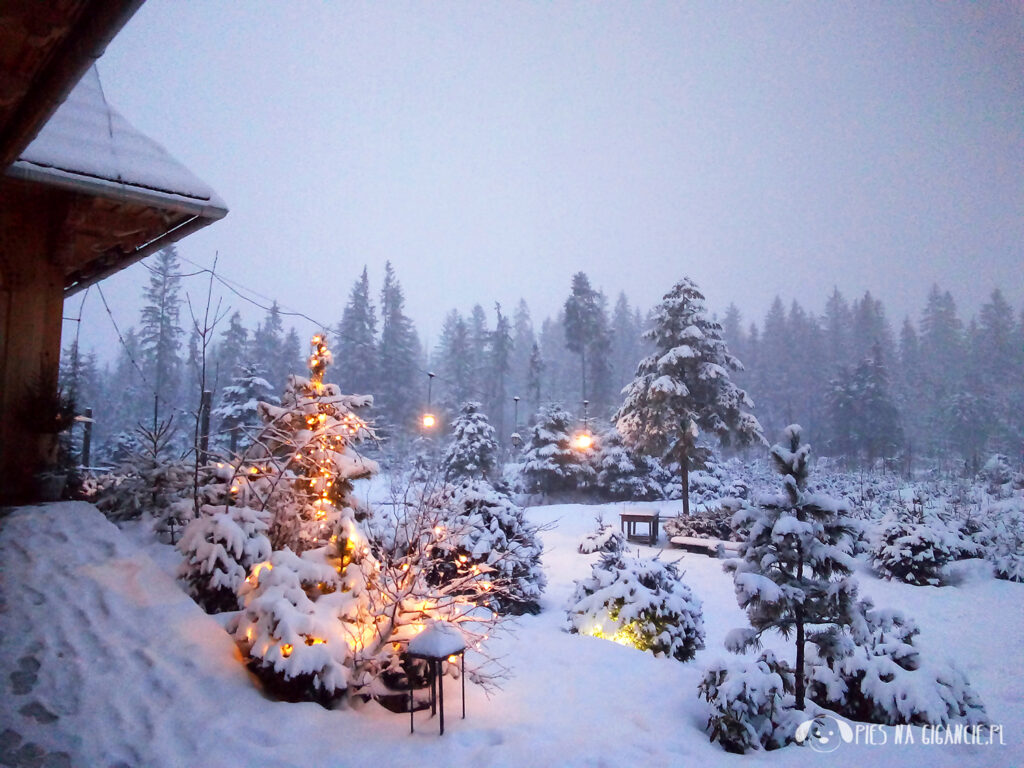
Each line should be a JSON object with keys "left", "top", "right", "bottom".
{"left": 60, "top": 246, "right": 1024, "bottom": 476}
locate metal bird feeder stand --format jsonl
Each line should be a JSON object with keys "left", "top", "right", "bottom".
{"left": 405, "top": 621, "right": 467, "bottom": 735}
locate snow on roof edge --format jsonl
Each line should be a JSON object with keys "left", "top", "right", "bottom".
{"left": 7, "top": 66, "right": 227, "bottom": 218}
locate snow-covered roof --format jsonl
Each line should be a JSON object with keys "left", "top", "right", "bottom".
{"left": 6, "top": 66, "right": 226, "bottom": 218}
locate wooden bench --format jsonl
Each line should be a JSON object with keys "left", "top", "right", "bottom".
{"left": 619, "top": 508, "right": 660, "bottom": 546}
{"left": 669, "top": 536, "right": 742, "bottom": 558}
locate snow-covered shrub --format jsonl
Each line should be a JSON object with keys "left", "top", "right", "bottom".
{"left": 980, "top": 497, "right": 1024, "bottom": 582}
{"left": 578, "top": 517, "right": 625, "bottom": 554}
{"left": 869, "top": 500, "right": 981, "bottom": 586}
{"left": 234, "top": 543, "right": 374, "bottom": 706}
{"left": 177, "top": 502, "right": 272, "bottom": 613}
{"left": 698, "top": 650, "right": 802, "bottom": 753}
{"left": 443, "top": 401, "right": 499, "bottom": 482}
{"left": 566, "top": 551, "right": 704, "bottom": 662}
{"left": 518, "top": 404, "right": 594, "bottom": 494}
{"left": 807, "top": 599, "right": 988, "bottom": 727}
{"left": 590, "top": 429, "right": 666, "bottom": 501}
{"left": 430, "top": 479, "right": 546, "bottom": 615}
{"left": 664, "top": 497, "right": 744, "bottom": 541}
{"left": 981, "top": 454, "right": 1013, "bottom": 495}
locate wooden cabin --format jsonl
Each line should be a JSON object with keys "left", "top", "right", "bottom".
{"left": 1, "top": 1, "right": 227, "bottom": 502}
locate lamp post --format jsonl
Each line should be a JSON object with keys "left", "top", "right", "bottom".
{"left": 422, "top": 372, "right": 437, "bottom": 430}
{"left": 510, "top": 395, "right": 522, "bottom": 449}
{"left": 572, "top": 399, "right": 593, "bottom": 452}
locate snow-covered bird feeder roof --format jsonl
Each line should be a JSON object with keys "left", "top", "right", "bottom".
{"left": 8, "top": 66, "right": 226, "bottom": 217}
{"left": 407, "top": 621, "right": 467, "bottom": 659}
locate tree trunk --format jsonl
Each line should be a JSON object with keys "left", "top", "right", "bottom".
{"left": 680, "top": 443, "right": 690, "bottom": 518}
{"left": 580, "top": 346, "right": 587, "bottom": 405}
{"left": 795, "top": 543, "right": 806, "bottom": 710}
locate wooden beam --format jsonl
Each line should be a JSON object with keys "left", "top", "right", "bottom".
{"left": 0, "top": 0, "right": 144, "bottom": 170}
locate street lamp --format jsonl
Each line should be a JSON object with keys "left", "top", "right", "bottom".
{"left": 422, "top": 372, "right": 437, "bottom": 430}
{"left": 572, "top": 399, "right": 593, "bottom": 452}
{"left": 510, "top": 395, "right": 522, "bottom": 448}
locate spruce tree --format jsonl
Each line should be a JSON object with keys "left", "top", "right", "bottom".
{"left": 434, "top": 310, "right": 473, "bottom": 416}
{"left": 212, "top": 362, "right": 278, "bottom": 454}
{"left": 335, "top": 266, "right": 379, "bottom": 395}
{"left": 443, "top": 401, "right": 499, "bottom": 482}
{"left": 725, "top": 425, "right": 857, "bottom": 710}
{"left": 252, "top": 302, "right": 288, "bottom": 391}
{"left": 139, "top": 247, "right": 185, "bottom": 420}
{"left": 563, "top": 272, "right": 604, "bottom": 405}
{"left": 519, "top": 404, "right": 594, "bottom": 493}
{"left": 486, "top": 303, "right": 513, "bottom": 440}
{"left": 615, "top": 277, "right": 763, "bottom": 516}
{"left": 377, "top": 261, "right": 421, "bottom": 434}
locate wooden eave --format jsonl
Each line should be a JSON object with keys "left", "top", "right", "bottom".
{"left": 0, "top": 0, "right": 143, "bottom": 170}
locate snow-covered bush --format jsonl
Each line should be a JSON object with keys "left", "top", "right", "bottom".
{"left": 234, "top": 543, "right": 374, "bottom": 706}
{"left": 430, "top": 479, "right": 546, "bottom": 615}
{"left": 566, "top": 551, "right": 704, "bottom": 662}
{"left": 92, "top": 418, "right": 193, "bottom": 537}
{"left": 590, "top": 429, "right": 666, "bottom": 501}
{"left": 698, "top": 650, "right": 801, "bottom": 754}
{"left": 807, "top": 598, "right": 988, "bottom": 726}
{"left": 980, "top": 497, "right": 1024, "bottom": 582}
{"left": 980, "top": 454, "right": 1013, "bottom": 495}
{"left": 518, "top": 404, "right": 594, "bottom": 494}
{"left": 869, "top": 499, "right": 980, "bottom": 586}
{"left": 578, "top": 517, "right": 625, "bottom": 554}
{"left": 177, "top": 501, "right": 272, "bottom": 613}
{"left": 443, "top": 401, "right": 499, "bottom": 482}
{"left": 664, "top": 497, "right": 743, "bottom": 541}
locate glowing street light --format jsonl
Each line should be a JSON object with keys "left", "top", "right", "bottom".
{"left": 422, "top": 371, "right": 437, "bottom": 430}
{"left": 572, "top": 431, "right": 593, "bottom": 451}
{"left": 422, "top": 413, "right": 437, "bottom": 429}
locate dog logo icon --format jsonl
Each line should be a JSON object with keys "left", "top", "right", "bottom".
{"left": 795, "top": 715, "right": 854, "bottom": 753}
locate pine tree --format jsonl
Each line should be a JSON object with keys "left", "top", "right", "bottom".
{"left": 725, "top": 425, "right": 858, "bottom": 710}
{"left": 519, "top": 404, "right": 594, "bottom": 494}
{"left": 563, "top": 272, "right": 604, "bottom": 405}
{"left": 611, "top": 292, "right": 642, "bottom": 393}
{"left": 526, "top": 342, "right": 544, "bottom": 417}
{"left": 615, "top": 277, "right": 763, "bottom": 516}
{"left": 486, "top": 303, "right": 513, "bottom": 441}
{"left": 510, "top": 299, "right": 536, "bottom": 410}
{"left": 212, "top": 362, "right": 279, "bottom": 454}
{"left": 252, "top": 302, "right": 288, "bottom": 391}
{"left": 139, "top": 247, "right": 185, "bottom": 420}
{"left": 434, "top": 310, "right": 473, "bottom": 416}
{"left": 443, "top": 401, "right": 499, "bottom": 482}
{"left": 377, "top": 262, "right": 421, "bottom": 434}
{"left": 212, "top": 311, "right": 250, "bottom": 394}
{"left": 335, "top": 266, "right": 379, "bottom": 395}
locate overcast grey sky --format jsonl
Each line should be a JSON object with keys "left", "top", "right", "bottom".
{"left": 71, "top": 1, "right": 1023, "bottom": 360}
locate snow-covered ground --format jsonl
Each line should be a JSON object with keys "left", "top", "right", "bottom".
{"left": 1, "top": 499, "right": 1020, "bottom": 767}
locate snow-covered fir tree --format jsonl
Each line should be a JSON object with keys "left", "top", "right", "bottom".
{"left": 806, "top": 597, "right": 988, "bottom": 726}
{"left": 567, "top": 550, "right": 704, "bottom": 661}
{"left": 138, "top": 247, "right": 186, "bottom": 423}
{"left": 724, "top": 425, "right": 857, "bottom": 711}
{"left": 376, "top": 262, "right": 422, "bottom": 434}
{"left": 577, "top": 515, "right": 625, "bottom": 554}
{"left": 870, "top": 498, "right": 976, "bottom": 586}
{"left": 590, "top": 428, "right": 666, "bottom": 501}
{"left": 176, "top": 462, "right": 272, "bottom": 613}
{"left": 443, "top": 401, "right": 499, "bottom": 483}
{"left": 429, "top": 479, "right": 546, "bottom": 615}
{"left": 233, "top": 334, "right": 381, "bottom": 704}
{"left": 212, "top": 362, "right": 278, "bottom": 454}
{"left": 615, "top": 277, "right": 763, "bottom": 517}
{"left": 334, "top": 266, "right": 379, "bottom": 396}
{"left": 518, "top": 404, "right": 594, "bottom": 494}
